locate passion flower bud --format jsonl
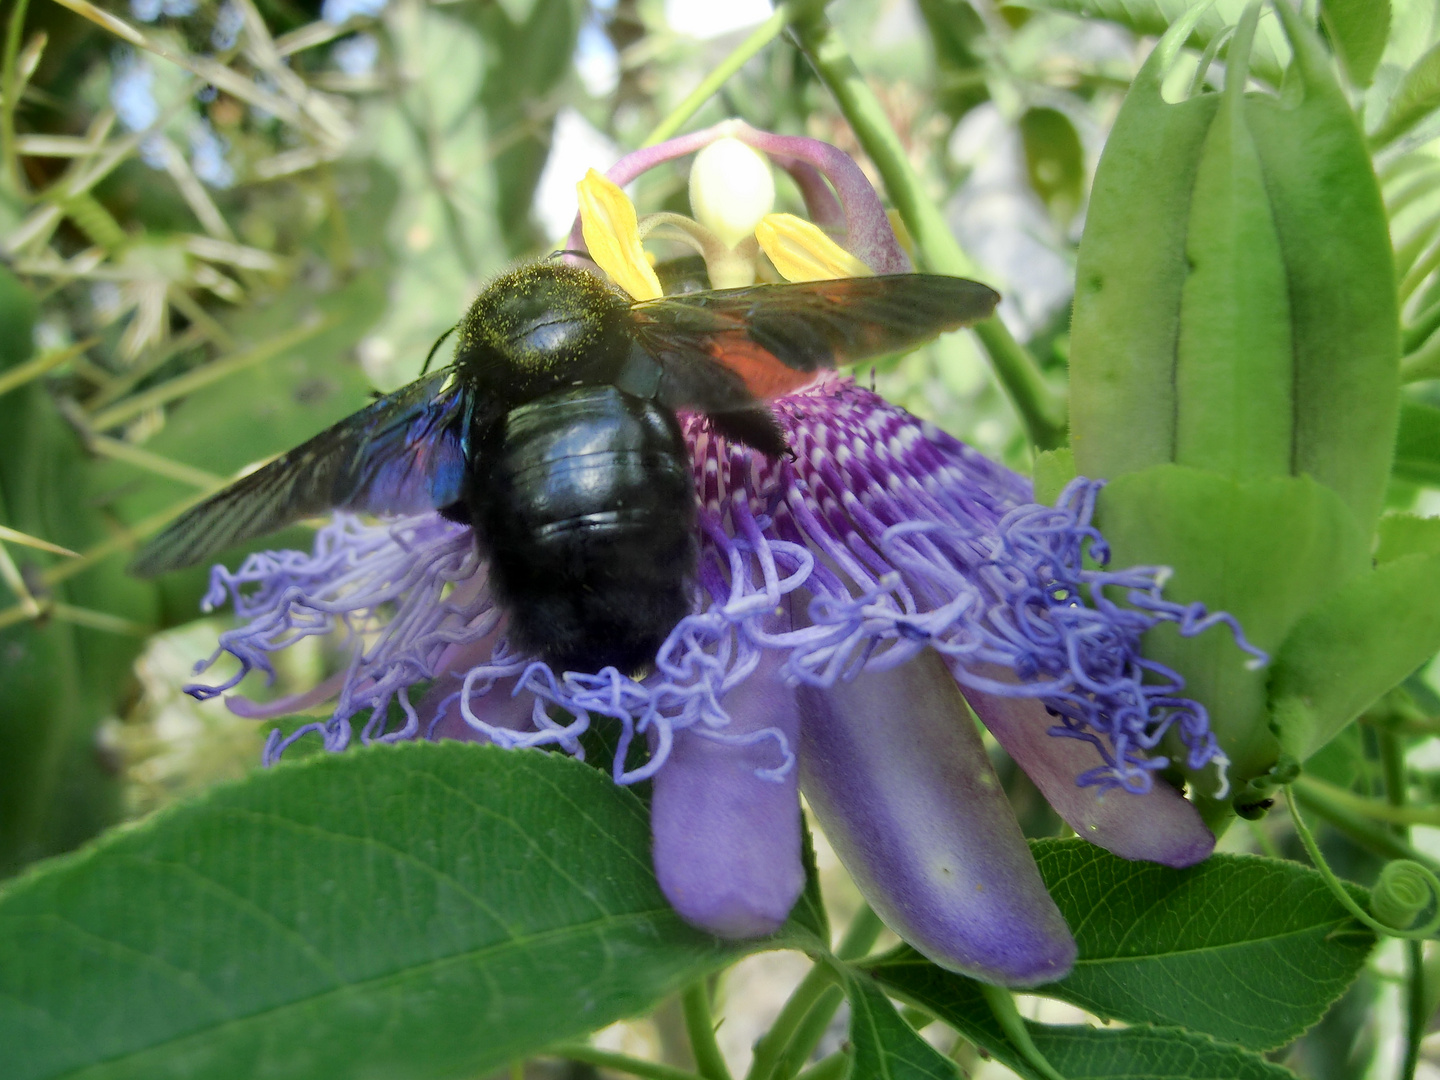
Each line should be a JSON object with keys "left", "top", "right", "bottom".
{"left": 1065, "top": 2, "right": 1440, "bottom": 831}
{"left": 688, "top": 136, "right": 776, "bottom": 249}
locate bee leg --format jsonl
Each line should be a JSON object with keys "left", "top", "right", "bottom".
{"left": 707, "top": 406, "right": 789, "bottom": 459}
{"left": 437, "top": 500, "right": 470, "bottom": 525}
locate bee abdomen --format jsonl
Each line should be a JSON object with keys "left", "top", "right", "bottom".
{"left": 472, "top": 385, "right": 697, "bottom": 674}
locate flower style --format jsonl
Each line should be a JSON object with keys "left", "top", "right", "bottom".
{"left": 187, "top": 121, "right": 1263, "bottom": 987}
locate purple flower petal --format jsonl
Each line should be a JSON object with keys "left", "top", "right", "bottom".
{"left": 798, "top": 652, "right": 1076, "bottom": 987}
{"left": 651, "top": 651, "right": 804, "bottom": 938}
{"left": 960, "top": 673, "right": 1215, "bottom": 868}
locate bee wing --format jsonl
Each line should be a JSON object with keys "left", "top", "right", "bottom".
{"left": 628, "top": 273, "right": 1000, "bottom": 402}
{"left": 130, "top": 370, "right": 471, "bottom": 576}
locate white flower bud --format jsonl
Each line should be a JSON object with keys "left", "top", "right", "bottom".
{"left": 688, "top": 137, "right": 776, "bottom": 250}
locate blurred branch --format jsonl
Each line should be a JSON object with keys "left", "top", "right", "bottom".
{"left": 87, "top": 318, "right": 334, "bottom": 432}
{"left": 0, "top": 338, "right": 94, "bottom": 398}
{"left": 1297, "top": 775, "right": 1440, "bottom": 826}
{"left": 1, "top": 0, "right": 37, "bottom": 195}
{"left": 46, "top": 0, "right": 311, "bottom": 131}
{"left": 0, "top": 526, "right": 78, "bottom": 558}
{"left": 790, "top": 13, "right": 1068, "bottom": 451}
{"left": 1401, "top": 330, "right": 1440, "bottom": 383}
{"left": 547, "top": 1045, "right": 705, "bottom": 1080}
{"left": 643, "top": 4, "right": 792, "bottom": 147}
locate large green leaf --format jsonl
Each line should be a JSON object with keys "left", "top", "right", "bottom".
{"left": 1033, "top": 840, "right": 1374, "bottom": 1050}
{"left": 867, "top": 952, "right": 1296, "bottom": 1080}
{"left": 843, "top": 971, "right": 960, "bottom": 1079}
{"left": 1320, "top": 0, "right": 1390, "bottom": 86}
{"left": 0, "top": 743, "right": 760, "bottom": 1080}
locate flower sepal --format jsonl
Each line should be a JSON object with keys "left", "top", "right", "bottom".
{"left": 1068, "top": 3, "right": 1414, "bottom": 828}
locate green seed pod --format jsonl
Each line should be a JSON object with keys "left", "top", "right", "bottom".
{"left": 1067, "top": 1, "right": 1401, "bottom": 829}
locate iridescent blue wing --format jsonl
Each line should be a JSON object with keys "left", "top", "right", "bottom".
{"left": 130, "top": 370, "right": 470, "bottom": 576}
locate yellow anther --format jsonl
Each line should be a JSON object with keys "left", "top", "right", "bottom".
{"left": 755, "top": 213, "right": 872, "bottom": 282}
{"left": 577, "top": 169, "right": 663, "bottom": 301}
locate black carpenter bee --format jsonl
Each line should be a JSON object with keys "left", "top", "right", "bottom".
{"left": 131, "top": 262, "right": 999, "bottom": 673}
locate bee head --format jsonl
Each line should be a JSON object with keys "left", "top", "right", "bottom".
{"left": 455, "top": 263, "right": 632, "bottom": 402}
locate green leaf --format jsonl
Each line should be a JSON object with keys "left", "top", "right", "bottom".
{"left": 1032, "top": 447, "right": 1076, "bottom": 506}
{"left": 1030, "top": 1025, "right": 1298, "bottom": 1079}
{"left": 842, "top": 970, "right": 959, "bottom": 1079}
{"left": 1019, "top": 107, "right": 1085, "bottom": 226}
{"left": 1376, "top": 512, "right": 1440, "bottom": 562}
{"left": 1369, "top": 38, "right": 1440, "bottom": 147}
{"left": 789, "top": 818, "right": 831, "bottom": 952}
{"left": 1097, "top": 466, "right": 1369, "bottom": 787}
{"left": 1393, "top": 399, "right": 1440, "bottom": 487}
{"left": 868, "top": 951, "right": 1297, "bottom": 1079}
{"left": 1269, "top": 548, "right": 1440, "bottom": 760}
{"left": 473, "top": 0, "right": 582, "bottom": 256}
{"left": 1034, "top": 839, "right": 1374, "bottom": 1050}
{"left": 1320, "top": 0, "right": 1390, "bottom": 86}
{"left": 914, "top": 0, "right": 989, "bottom": 118}
{"left": 0, "top": 743, "right": 754, "bottom": 1080}
{"left": 1004, "top": 0, "right": 1286, "bottom": 85}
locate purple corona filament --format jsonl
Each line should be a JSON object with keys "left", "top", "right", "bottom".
{"left": 196, "top": 377, "right": 1261, "bottom": 796}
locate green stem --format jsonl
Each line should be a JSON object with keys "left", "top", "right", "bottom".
{"left": 771, "top": 986, "right": 844, "bottom": 1080}
{"left": 548, "top": 1044, "right": 707, "bottom": 1080}
{"left": 1404, "top": 939, "right": 1425, "bottom": 1080}
{"left": 745, "top": 964, "right": 840, "bottom": 1080}
{"left": 1380, "top": 728, "right": 1425, "bottom": 1080}
{"left": 1401, "top": 327, "right": 1440, "bottom": 383}
{"left": 1297, "top": 776, "right": 1440, "bottom": 827}
{"left": 1283, "top": 788, "right": 1440, "bottom": 940}
{"left": 643, "top": 4, "right": 791, "bottom": 147}
{"left": 795, "top": 1051, "right": 849, "bottom": 1080}
{"left": 682, "top": 981, "right": 734, "bottom": 1080}
{"left": 981, "top": 984, "right": 1067, "bottom": 1080}
{"left": 1404, "top": 295, "right": 1440, "bottom": 354}
{"left": 746, "top": 905, "right": 885, "bottom": 1080}
{"left": 1294, "top": 783, "right": 1440, "bottom": 871}
{"left": 835, "top": 904, "right": 886, "bottom": 962}
{"left": 790, "top": 14, "right": 1067, "bottom": 451}
{"left": 1, "top": 0, "right": 31, "bottom": 196}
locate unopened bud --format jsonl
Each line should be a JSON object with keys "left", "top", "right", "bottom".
{"left": 689, "top": 137, "right": 775, "bottom": 250}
